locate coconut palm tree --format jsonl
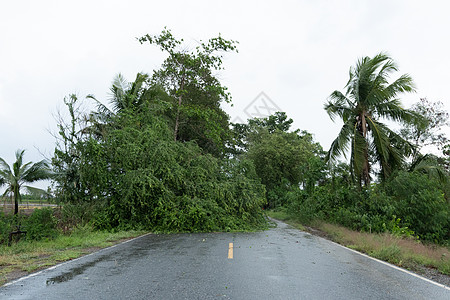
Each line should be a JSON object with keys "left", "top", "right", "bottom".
{"left": 324, "top": 53, "right": 418, "bottom": 186}
{"left": 409, "top": 153, "right": 448, "bottom": 184}
{"left": 89, "top": 73, "right": 150, "bottom": 118}
{"left": 85, "top": 73, "right": 158, "bottom": 138}
{"left": 0, "top": 150, "right": 52, "bottom": 215}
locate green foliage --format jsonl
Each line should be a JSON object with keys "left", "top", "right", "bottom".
{"left": 60, "top": 202, "right": 101, "bottom": 231}
{"left": 0, "top": 212, "right": 14, "bottom": 244}
{"left": 383, "top": 171, "right": 449, "bottom": 242}
{"left": 283, "top": 168, "right": 449, "bottom": 244}
{"left": 325, "top": 53, "right": 418, "bottom": 186}
{"left": 99, "top": 112, "right": 266, "bottom": 231}
{"left": 53, "top": 96, "right": 266, "bottom": 232}
{"left": 241, "top": 113, "right": 326, "bottom": 208}
{"left": 50, "top": 31, "right": 269, "bottom": 234}
{"left": 388, "top": 216, "right": 416, "bottom": 238}
{"left": 138, "top": 28, "right": 238, "bottom": 157}
{"left": 47, "top": 38, "right": 448, "bottom": 247}
{"left": 24, "top": 208, "right": 58, "bottom": 241}
{"left": 400, "top": 98, "right": 449, "bottom": 152}
{"left": 248, "top": 112, "right": 294, "bottom": 134}
{"left": 0, "top": 150, "right": 52, "bottom": 215}
{"left": 52, "top": 95, "right": 86, "bottom": 204}
{"left": 370, "top": 244, "right": 402, "bottom": 264}
{"left": 0, "top": 209, "right": 58, "bottom": 245}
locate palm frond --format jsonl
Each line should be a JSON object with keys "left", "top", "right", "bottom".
{"left": 387, "top": 128, "right": 416, "bottom": 158}
{"left": 366, "top": 117, "right": 390, "bottom": 163}
{"left": 13, "top": 149, "right": 26, "bottom": 176}
{"left": 360, "top": 54, "right": 393, "bottom": 107}
{"left": 19, "top": 161, "right": 33, "bottom": 177}
{"left": 369, "top": 119, "right": 411, "bottom": 179}
{"left": 352, "top": 54, "right": 390, "bottom": 104}
{"left": 411, "top": 154, "right": 448, "bottom": 184}
{"left": 0, "top": 156, "right": 12, "bottom": 175}
{"left": 23, "top": 186, "right": 50, "bottom": 198}
{"left": 325, "top": 91, "right": 354, "bottom": 122}
{"left": 373, "top": 98, "right": 402, "bottom": 118}
{"left": 15, "top": 149, "right": 25, "bottom": 167}
{"left": 87, "top": 94, "right": 113, "bottom": 119}
{"left": 384, "top": 73, "right": 416, "bottom": 97}
{"left": 1, "top": 188, "right": 11, "bottom": 198}
{"left": 325, "top": 120, "right": 353, "bottom": 162}
{"left": 109, "top": 73, "right": 129, "bottom": 112}
{"left": 21, "top": 160, "right": 52, "bottom": 183}
{"left": 350, "top": 123, "right": 367, "bottom": 179}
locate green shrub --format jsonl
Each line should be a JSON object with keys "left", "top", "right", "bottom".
{"left": 0, "top": 212, "right": 14, "bottom": 244}
{"left": 60, "top": 202, "right": 99, "bottom": 230}
{"left": 371, "top": 244, "right": 402, "bottom": 264}
{"left": 384, "top": 171, "right": 449, "bottom": 243}
{"left": 24, "top": 208, "right": 58, "bottom": 241}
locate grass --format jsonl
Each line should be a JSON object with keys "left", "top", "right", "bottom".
{"left": 266, "top": 210, "right": 450, "bottom": 276}
{"left": 0, "top": 228, "right": 146, "bottom": 286}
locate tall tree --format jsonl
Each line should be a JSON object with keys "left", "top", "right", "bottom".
{"left": 400, "top": 98, "right": 449, "bottom": 156}
{"left": 0, "top": 150, "right": 52, "bottom": 215}
{"left": 325, "top": 53, "right": 417, "bottom": 186}
{"left": 138, "top": 28, "right": 238, "bottom": 157}
{"left": 230, "top": 112, "right": 295, "bottom": 154}
{"left": 243, "top": 113, "right": 323, "bottom": 207}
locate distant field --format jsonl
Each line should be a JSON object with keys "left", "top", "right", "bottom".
{"left": 0, "top": 202, "right": 58, "bottom": 216}
{"left": 1, "top": 198, "right": 56, "bottom": 205}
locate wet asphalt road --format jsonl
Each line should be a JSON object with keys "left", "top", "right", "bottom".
{"left": 1, "top": 220, "right": 449, "bottom": 299}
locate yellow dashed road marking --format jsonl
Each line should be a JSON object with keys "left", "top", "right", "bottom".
{"left": 228, "top": 243, "right": 233, "bottom": 259}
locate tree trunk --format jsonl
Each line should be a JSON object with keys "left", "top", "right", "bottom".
{"left": 360, "top": 113, "right": 370, "bottom": 186}
{"left": 14, "top": 186, "right": 19, "bottom": 215}
{"left": 173, "top": 95, "right": 182, "bottom": 141}
{"left": 173, "top": 76, "right": 185, "bottom": 141}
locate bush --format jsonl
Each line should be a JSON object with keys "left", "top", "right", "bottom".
{"left": 0, "top": 212, "right": 14, "bottom": 244}
{"left": 60, "top": 202, "right": 101, "bottom": 231}
{"left": 276, "top": 167, "right": 449, "bottom": 244}
{"left": 24, "top": 208, "right": 58, "bottom": 241}
{"left": 383, "top": 171, "right": 449, "bottom": 243}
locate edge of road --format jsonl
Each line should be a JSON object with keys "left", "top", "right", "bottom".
{"left": 2, "top": 232, "right": 153, "bottom": 288}
{"left": 328, "top": 236, "right": 450, "bottom": 291}
{"left": 271, "top": 217, "right": 450, "bottom": 291}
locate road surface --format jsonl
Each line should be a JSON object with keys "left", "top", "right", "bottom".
{"left": 1, "top": 219, "right": 448, "bottom": 299}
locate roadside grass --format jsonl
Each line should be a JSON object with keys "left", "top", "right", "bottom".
{"left": 266, "top": 210, "right": 450, "bottom": 276}
{"left": 0, "top": 229, "right": 146, "bottom": 286}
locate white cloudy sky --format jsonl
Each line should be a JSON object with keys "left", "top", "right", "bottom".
{"left": 1, "top": 0, "right": 449, "bottom": 189}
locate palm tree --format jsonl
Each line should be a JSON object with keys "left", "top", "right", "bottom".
{"left": 89, "top": 73, "right": 150, "bottom": 118}
{"left": 324, "top": 53, "right": 418, "bottom": 186}
{"left": 85, "top": 73, "right": 158, "bottom": 138}
{"left": 0, "top": 150, "right": 52, "bottom": 215}
{"left": 409, "top": 153, "right": 448, "bottom": 184}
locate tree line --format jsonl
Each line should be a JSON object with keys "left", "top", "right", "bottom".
{"left": 1, "top": 29, "right": 449, "bottom": 244}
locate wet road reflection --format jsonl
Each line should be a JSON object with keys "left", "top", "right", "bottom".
{"left": 1, "top": 220, "right": 448, "bottom": 300}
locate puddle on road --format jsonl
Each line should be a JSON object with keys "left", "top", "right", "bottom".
{"left": 46, "top": 253, "right": 114, "bottom": 285}
{"left": 45, "top": 234, "right": 163, "bottom": 286}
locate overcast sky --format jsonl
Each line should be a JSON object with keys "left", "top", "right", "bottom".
{"left": 1, "top": 0, "right": 450, "bottom": 189}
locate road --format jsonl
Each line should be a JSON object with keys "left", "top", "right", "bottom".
{"left": 1, "top": 220, "right": 449, "bottom": 299}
